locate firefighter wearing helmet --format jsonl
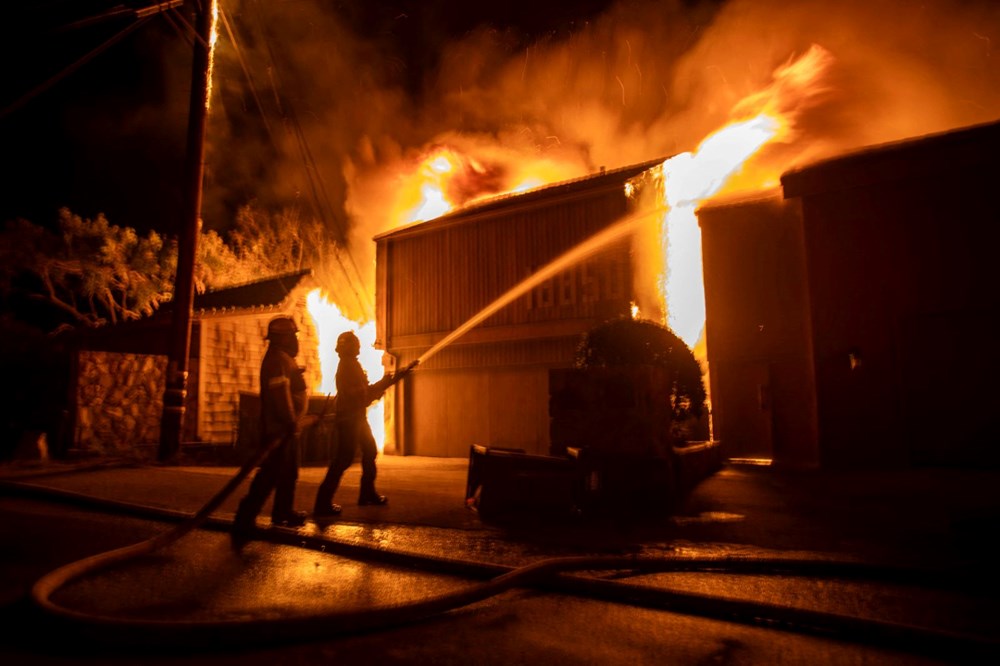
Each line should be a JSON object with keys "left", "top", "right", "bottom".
{"left": 313, "top": 331, "right": 416, "bottom": 517}
{"left": 232, "top": 316, "right": 317, "bottom": 547}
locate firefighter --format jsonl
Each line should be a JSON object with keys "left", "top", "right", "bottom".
{"left": 232, "top": 316, "right": 316, "bottom": 548}
{"left": 313, "top": 331, "right": 414, "bottom": 518}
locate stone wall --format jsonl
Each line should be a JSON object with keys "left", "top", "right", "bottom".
{"left": 74, "top": 295, "right": 323, "bottom": 452}
{"left": 75, "top": 351, "right": 167, "bottom": 453}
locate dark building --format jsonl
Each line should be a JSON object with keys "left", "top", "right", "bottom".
{"left": 699, "top": 119, "right": 1000, "bottom": 468}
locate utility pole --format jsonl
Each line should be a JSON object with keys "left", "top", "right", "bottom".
{"left": 159, "top": 0, "right": 218, "bottom": 462}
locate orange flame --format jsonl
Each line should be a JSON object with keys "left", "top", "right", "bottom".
{"left": 305, "top": 288, "right": 386, "bottom": 451}
{"left": 397, "top": 148, "right": 470, "bottom": 223}
{"left": 658, "top": 44, "right": 833, "bottom": 348}
{"left": 394, "top": 145, "right": 584, "bottom": 224}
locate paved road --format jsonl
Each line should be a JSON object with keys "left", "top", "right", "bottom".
{"left": 1, "top": 456, "right": 998, "bottom": 664}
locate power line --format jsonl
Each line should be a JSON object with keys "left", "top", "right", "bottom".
{"left": 241, "top": 0, "right": 374, "bottom": 319}
{"left": 1, "top": 1, "right": 188, "bottom": 122}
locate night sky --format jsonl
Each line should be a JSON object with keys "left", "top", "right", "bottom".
{"left": 3, "top": 0, "right": 998, "bottom": 243}
{"left": 0, "top": 0, "right": 624, "bottom": 236}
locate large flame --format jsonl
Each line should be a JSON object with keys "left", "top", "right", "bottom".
{"left": 397, "top": 148, "right": 481, "bottom": 223}
{"left": 306, "top": 289, "right": 386, "bottom": 451}
{"left": 394, "top": 145, "right": 584, "bottom": 224}
{"left": 658, "top": 44, "right": 833, "bottom": 348}
{"left": 306, "top": 45, "right": 833, "bottom": 448}
{"left": 308, "top": 148, "right": 578, "bottom": 449}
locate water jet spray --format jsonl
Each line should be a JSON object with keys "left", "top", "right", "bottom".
{"left": 415, "top": 206, "right": 668, "bottom": 367}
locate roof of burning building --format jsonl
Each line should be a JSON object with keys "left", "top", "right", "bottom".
{"left": 374, "top": 156, "right": 667, "bottom": 242}
{"left": 781, "top": 118, "right": 1000, "bottom": 199}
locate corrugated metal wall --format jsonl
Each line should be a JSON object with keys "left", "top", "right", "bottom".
{"left": 378, "top": 178, "right": 643, "bottom": 456}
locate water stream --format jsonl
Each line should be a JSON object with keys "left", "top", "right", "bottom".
{"left": 415, "top": 206, "right": 665, "bottom": 366}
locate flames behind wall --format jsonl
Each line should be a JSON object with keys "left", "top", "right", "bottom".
{"left": 212, "top": 0, "right": 1000, "bottom": 445}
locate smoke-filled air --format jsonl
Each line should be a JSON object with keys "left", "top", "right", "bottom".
{"left": 204, "top": 0, "right": 1000, "bottom": 319}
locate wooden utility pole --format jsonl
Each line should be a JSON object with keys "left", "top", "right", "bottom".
{"left": 159, "top": 0, "right": 217, "bottom": 462}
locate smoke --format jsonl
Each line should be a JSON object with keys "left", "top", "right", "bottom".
{"left": 204, "top": 0, "right": 1000, "bottom": 314}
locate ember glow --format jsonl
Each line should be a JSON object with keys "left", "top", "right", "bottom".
{"left": 306, "top": 289, "right": 386, "bottom": 451}
{"left": 205, "top": 1, "right": 219, "bottom": 110}
{"left": 398, "top": 148, "right": 473, "bottom": 223}
{"left": 392, "top": 145, "right": 584, "bottom": 224}
{"left": 654, "top": 45, "right": 833, "bottom": 348}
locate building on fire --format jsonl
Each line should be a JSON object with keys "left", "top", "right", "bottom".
{"left": 699, "top": 118, "right": 1000, "bottom": 468}
{"left": 374, "top": 159, "right": 666, "bottom": 458}
{"left": 376, "top": 118, "right": 999, "bottom": 469}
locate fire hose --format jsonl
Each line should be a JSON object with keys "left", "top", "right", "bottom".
{"left": 13, "top": 374, "right": 997, "bottom": 657}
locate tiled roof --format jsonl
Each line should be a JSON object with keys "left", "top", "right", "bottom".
{"left": 193, "top": 268, "right": 314, "bottom": 314}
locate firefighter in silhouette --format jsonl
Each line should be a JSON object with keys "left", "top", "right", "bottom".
{"left": 232, "top": 316, "right": 316, "bottom": 547}
{"left": 313, "top": 331, "right": 415, "bottom": 518}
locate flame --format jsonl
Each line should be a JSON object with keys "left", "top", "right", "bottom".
{"left": 658, "top": 45, "right": 833, "bottom": 349}
{"left": 306, "top": 288, "right": 386, "bottom": 452}
{"left": 398, "top": 148, "right": 465, "bottom": 223}
{"left": 309, "top": 148, "right": 580, "bottom": 448}
{"left": 393, "top": 145, "right": 584, "bottom": 225}
{"left": 205, "top": 1, "right": 219, "bottom": 110}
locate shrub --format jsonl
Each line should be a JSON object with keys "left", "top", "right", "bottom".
{"left": 575, "top": 317, "right": 706, "bottom": 424}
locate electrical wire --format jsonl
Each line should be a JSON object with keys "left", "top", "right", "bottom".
{"left": 218, "top": 4, "right": 277, "bottom": 147}
{"left": 242, "top": 0, "right": 374, "bottom": 319}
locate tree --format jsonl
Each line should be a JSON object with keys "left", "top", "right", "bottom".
{"left": 0, "top": 209, "right": 175, "bottom": 328}
{"left": 0, "top": 203, "right": 350, "bottom": 332}
{"left": 575, "top": 316, "right": 706, "bottom": 423}
{"left": 226, "top": 201, "right": 364, "bottom": 317}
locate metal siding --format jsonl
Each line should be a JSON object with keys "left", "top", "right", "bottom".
{"left": 383, "top": 187, "right": 633, "bottom": 346}
{"left": 378, "top": 173, "right": 647, "bottom": 457}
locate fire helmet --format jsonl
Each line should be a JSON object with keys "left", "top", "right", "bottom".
{"left": 336, "top": 331, "right": 360, "bottom": 355}
{"left": 266, "top": 316, "right": 298, "bottom": 340}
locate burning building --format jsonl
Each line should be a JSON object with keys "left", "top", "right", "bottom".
{"left": 368, "top": 45, "right": 835, "bottom": 460}
{"left": 699, "top": 118, "right": 1000, "bottom": 468}
{"left": 372, "top": 114, "right": 1000, "bottom": 469}
{"left": 374, "top": 160, "right": 665, "bottom": 457}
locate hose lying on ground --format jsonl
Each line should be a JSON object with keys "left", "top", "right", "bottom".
{"left": 7, "top": 447, "right": 997, "bottom": 659}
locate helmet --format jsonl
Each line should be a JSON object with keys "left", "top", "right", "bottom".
{"left": 266, "top": 316, "right": 298, "bottom": 340}
{"left": 336, "top": 331, "right": 360, "bottom": 355}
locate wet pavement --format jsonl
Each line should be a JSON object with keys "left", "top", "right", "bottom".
{"left": 1, "top": 455, "right": 999, "bottom": 663}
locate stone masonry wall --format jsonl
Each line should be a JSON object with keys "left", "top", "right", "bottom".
{"left": 76, "top": 351, "right": 167, "bottom": 453}
{"left": 74, "top": 294, "right": 323, "bottom": 452}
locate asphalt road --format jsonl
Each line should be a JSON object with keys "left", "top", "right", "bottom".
{"left": 1, "top": 457, "right": 998, "bottom": 664}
